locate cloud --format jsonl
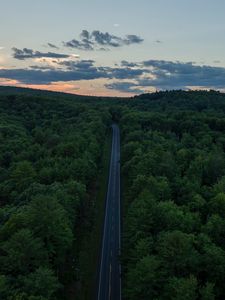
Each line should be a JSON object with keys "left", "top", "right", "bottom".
{"left": 80, "top": 30, "right": 90, "bottom": 40}
{"left": 139, "top": 60, "right": 225, "bottom": 89}
{"left": 0, "top": 67, "right": 104, "bottom": 85}
{"left": 64, "top": 30, "right": 144, "bottom": 51}
{"left": 121, "top": 60, "right": 140, "bottom": 67}
{"left": 29, "top": 65, "right": 56, "bottom": 70}
{"left": 0, "top": 59, "right": 107, "bottom": 84}
{"left": 1, "top": 57, "right": 225, "bottom": 94}
{"left": 91, "top": 30, "right": 121, "bottom": 47}
{"left": 106, "top": 81, "right": 145, "bottom": 94}
{"left": 106, "top": 60, "right": 225, "bottom": 92}
{"left": 123, "top": 35, "right": 144, "bottom": 45}
{"left": 0, "top": 60, "right": 146, "bottom": 85}
{"left": 63, "top": 39, "right": 94, "bottom": 51}
{"left": 47, "top": 43, "right": 59, "bottom": 49}
{"left": 58, "top": 59, "right": 95, "bottom": 70}
{"left": 12, "top": 47, "right": 70, "bottom": 60}
{"left": 103, "top": 66, "right": 147, "bottom": 79}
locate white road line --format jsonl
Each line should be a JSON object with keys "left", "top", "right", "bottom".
{"left": 109, "top": 263, "right": 112, "bottom": 300}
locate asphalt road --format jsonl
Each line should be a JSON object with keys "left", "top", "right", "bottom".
{"left": 97, "top": 124, "right": 121, "bottom": 300}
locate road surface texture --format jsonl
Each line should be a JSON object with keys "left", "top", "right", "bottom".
{"left": 97, "top": 124, "right": 121, "bottom": 300}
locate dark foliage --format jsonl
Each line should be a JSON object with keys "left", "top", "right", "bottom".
{"left": 0, "top": 88, "right": 111, "bottom": 299}
{"left": 121, "top": 90, "right": 225, "bottom": 300}
{"left": 1, "top": 87, "right": 225, "bottom": 300}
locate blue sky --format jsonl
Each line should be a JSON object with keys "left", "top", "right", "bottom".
{"left": 0, "top": 0, "right": 225, "bottom": 96}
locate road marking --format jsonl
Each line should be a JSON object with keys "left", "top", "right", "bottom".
{"left": 109, "top": 263, "right": 112, "bottom": 300}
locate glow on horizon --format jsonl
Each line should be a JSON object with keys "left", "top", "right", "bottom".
{"left": 0, "top": 78, "right": 134, "bottom": 97}
{"left": 1, "top": 77, "right": 219, "bottom": 98}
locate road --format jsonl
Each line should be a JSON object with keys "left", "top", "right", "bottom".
{"left": 97, "top": 124, "right": 121, "bottom": 300}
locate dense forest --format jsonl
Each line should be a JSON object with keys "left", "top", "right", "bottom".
{"left": 0, "top": 89, "right": 111, "bottom": 300}
{"left": 1, "top": 87, "right": 225, "bottom": 300}
{"left": 121, "top": 90, "right": 225, "bottom": 300}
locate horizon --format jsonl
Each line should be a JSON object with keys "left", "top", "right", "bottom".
{"left": 0, "top": 85, "right": 222, "bottom": 99}
{"left": 1, "top": 0, "right": 225, "bottom": 96}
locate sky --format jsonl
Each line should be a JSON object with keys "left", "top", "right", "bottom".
{"left": 0, "top": 0, "right": 225, "bottom": 96}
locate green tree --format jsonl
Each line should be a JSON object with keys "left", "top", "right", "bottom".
{"left": 126, "top": 255, "right": 164, "bottom": 300}
{"left": 26, "top": 195, "right": 73, "bottom": 265}
{"left": 156, "top": 231, "right": 199, "bottom": 276}
{"left": 1, "top": 229, "right": 46, "bottom": 275}
{"left": 20, "top": 267, "right": 60, "bottom": 299}
{"left": 0, "top": 275, "right": 8, "bottom": 299}
{"left": 162, "top": 276, "right": 198, "bottom": 300}
{"left": 200, "top": 283, "right": 215, "bottom": 300}
{"left": 11, "top": 161, "right": 36, "bottom": 192}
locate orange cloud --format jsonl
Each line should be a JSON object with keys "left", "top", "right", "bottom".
{"left": 0, "top": 78, "right": 133, "bottom": 97}
{"left": 0, "top": 78, "right": 20, "bottom": 85}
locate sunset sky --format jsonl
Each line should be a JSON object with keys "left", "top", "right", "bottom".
{"left": 1, "top": 0, "right": 225, "bottom": 96}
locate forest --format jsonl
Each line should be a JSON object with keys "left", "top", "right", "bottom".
{"left": 0, "top": 88, "right": 111, "bottom": 300}
{"left": 1, "top": 87, "right": 225, "bottom": 300}
{"left": 121, "top": 90, "right": 225, "bottom": 300}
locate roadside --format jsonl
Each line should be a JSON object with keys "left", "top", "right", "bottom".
{"left": 63, "top": 130, "right": 112, "bottom": 300}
